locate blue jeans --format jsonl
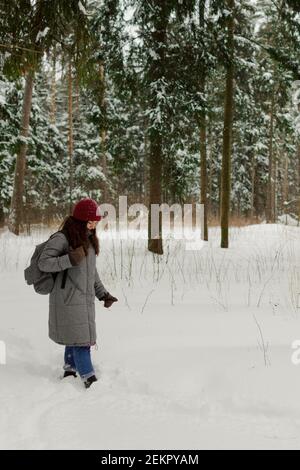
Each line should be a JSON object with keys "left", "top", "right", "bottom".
{"left": 64, "top": 346, "right": 95, "bottom": 380}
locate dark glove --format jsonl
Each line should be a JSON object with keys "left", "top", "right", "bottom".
{"left": 69, "top": 246, "right": 86, "bottom": 266}
{"left": 100, "top": 292, "right": 118, "bottom": 308}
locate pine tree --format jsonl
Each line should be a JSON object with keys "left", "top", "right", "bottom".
{"left": 0, "top": 0, "right": 91, "bottom": 234}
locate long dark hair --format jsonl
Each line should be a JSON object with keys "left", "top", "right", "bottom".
{"left": 58, "top": 216, "right": 99, "bottom": 256}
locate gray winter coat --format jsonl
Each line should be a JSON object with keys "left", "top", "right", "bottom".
{"left": 38, "top": 231, "right": 108, "bottom": 346}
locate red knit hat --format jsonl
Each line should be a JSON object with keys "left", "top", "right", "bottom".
{"left": 72, "top": 198, "right": 101, "bottom": 222}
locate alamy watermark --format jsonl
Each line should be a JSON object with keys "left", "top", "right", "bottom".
{"left": 95, "top": 196, "right": 206, "bottom": 251}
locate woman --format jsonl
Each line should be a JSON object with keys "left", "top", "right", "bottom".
{"left": 38, "top": 198, "right": 118, "bottom": 389}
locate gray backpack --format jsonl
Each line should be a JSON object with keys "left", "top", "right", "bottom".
{"left": 24, "top": 230, "right": 68, "bottom": 295}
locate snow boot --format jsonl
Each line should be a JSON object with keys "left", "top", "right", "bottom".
{"left": 63, "top": 370, "right": 77, "bottom": 378}
{"left": 84, "top": 375, "right": 98, "bottom": 389}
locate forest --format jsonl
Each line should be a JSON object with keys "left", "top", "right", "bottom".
{"left": 2, "top": 1, "right": 300, "bottom": 451}
{"left": 0, "top": 0, "right": 300, "bottom": 251}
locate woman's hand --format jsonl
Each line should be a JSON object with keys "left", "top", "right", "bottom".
{"left": 68, "top": 246, "right": 86, "bottom": 266}
{"left": 100, "top": 292, "right": 118, "bottom": 308}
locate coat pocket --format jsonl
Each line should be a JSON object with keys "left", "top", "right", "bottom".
{"left": 63, "top": 284, "right": 75, "bottom": 305}
{"left": 62, "top": 275, "right": 85, "bottom": 305}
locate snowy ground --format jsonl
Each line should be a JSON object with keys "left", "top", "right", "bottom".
{"left": 1, "top": 223, "right": 300, "bottom": 450}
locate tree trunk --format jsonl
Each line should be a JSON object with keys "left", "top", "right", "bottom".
{"left": 50, "top": 48, "right": 57, "bottom": 125}
{"left": 68, "top": 60, "right": 74, "bottom": 212}
{"left": 220, "top": 0, "right": 235, "bottom": 248}
{"left": 273, "top": 155, "right": 277, "bottom": 222}
{"left": 266, "top": 86, "right": 275, "bottom": 223}
{"left": 207, "top": 123, "right": 214, "bottom": 218}
{"left": 207, "top": 145, "right": 212, "bottom": 217}
{"left": 141, "top": 115, "right": 148, "bottom": 203}
{"left": 200, "top": 124, "right": 208, "bottom": 240}
{"left": 143, "top": 114, "right": 150, "bottom": 206}
{"left": 283, "top": 154, "right": 289, "bottom": 223}
{"left": 8, "top": 70, "right": 34, "bottom": 235}
{"left": 99, "top": 62, "right": 108, "bottom": 202}
{"left": 298, "top": 142, "right": 300, "bottom": 225}
{"left": 148, "top": 133, "right": 163, "bottom": 254}
{"left": 199, "top": 0, "right": 208, "bottom": 241}
{"left": 147, "top": 3, "right": 167, "bottom": 255}
{"left": 250, "top": 153, "right": 256, "bottom": 219}
{"left": 75, "top": 76, "right": 80, "bottom": 121}
{"left": 0, "top": 206, "right": 4, "bottom": 227}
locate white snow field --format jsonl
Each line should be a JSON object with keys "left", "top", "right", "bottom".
{"left": 1, "top": 223, "right": 300, "bottom": 450}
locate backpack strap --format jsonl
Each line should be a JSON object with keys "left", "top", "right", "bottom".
{"left": 50, "top": 229, "right": 70, "bottom": 290}
{"left": 61, "top": 269, "right": 68, "bottom": 289}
